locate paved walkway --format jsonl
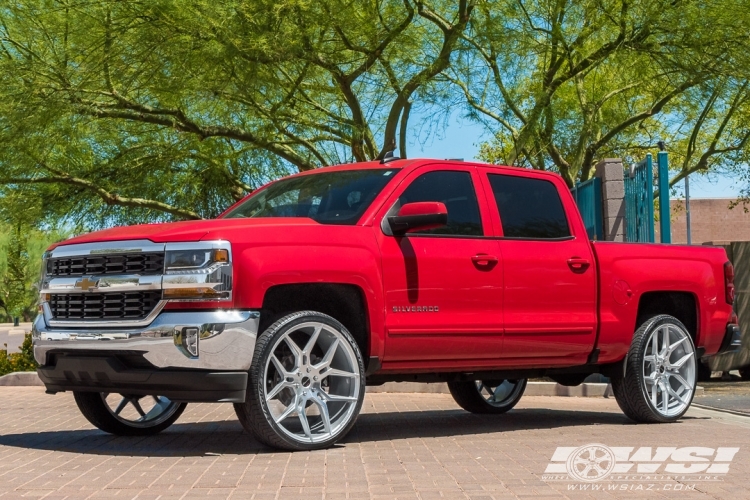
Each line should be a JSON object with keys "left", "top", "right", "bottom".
{"left": 1, "top": 387, "right": 749, "bottom": 499}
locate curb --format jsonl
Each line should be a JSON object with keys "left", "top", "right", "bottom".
{"left": 0, "top": 372, "right": 44, "bottom": 387}
{"left": 366, "top": 381, "right": 705, "bottom": 397}
{"left": 0, "top": 372, "right": 705, "bottom": 398}
{"left": 692, "top": 403, "right": 750, "bottom": 418}
{"left": 366, "top": 381, "right": 614, "bottom": 397}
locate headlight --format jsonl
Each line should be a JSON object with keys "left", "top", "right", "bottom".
{"left": 163, "top": 242, "right": 232, "bottom": 301}
{"left": 165, "top": 249, "right": 229, "bottom": 271}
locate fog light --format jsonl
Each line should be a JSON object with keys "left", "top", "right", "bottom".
{"left": 174, "top": 326, "right": 200, "bottom": 358}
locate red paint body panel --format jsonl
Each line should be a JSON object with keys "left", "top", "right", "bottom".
{"left": 49, "top": 159, "right": 734, "bottom": 374}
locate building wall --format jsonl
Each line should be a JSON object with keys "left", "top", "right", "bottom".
{"left": 656, "top": 198, "right": 750, "bottom": 245}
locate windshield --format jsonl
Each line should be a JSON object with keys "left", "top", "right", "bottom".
{"left": 223, "top": 168, "right": 398, "bottom": 224}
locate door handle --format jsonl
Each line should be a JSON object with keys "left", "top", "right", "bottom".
{"left": 472, "top": 254, "right": 498, "bottom": 265}
{"left": 567, "top": 257, "right": 591, "bottom": 271}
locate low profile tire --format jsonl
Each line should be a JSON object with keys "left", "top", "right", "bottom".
{"left": 448, "top": 379, "right": 527, "bottom": 414}
{"left": 234, "top": 311, "right": 365, "bottom": 451}
{"left": 611, "top": 315, "right": 697, "bottom": 423}
{"left": 73, "top": 392, "right": 187, "bottom": 436}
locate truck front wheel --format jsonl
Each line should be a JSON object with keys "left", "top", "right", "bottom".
{"left": 448, "top": 379, "right": 527, "bottom": 414}
{"left": 611, "top": 315, "right": 697, "bottom": 423}
{"left": 234, "top": 311, "right": 365, "bottom": 451}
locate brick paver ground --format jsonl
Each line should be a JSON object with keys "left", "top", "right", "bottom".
{"left": 1, "top": 387, "right": 749, "bottom": 499}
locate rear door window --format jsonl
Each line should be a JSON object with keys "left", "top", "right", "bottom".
{"left": 487, "top": 174, "right": 570, "bottom": 239}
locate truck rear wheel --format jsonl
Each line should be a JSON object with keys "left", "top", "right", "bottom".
{"left": 611, "top": 315, "right": 697, "bottom": 423}
{"left": 73, "top": 392, "right": 186, "bottom": 436}
{"left": 234, "top": 311, "right": 365, "bottom": 451}
{"left": 448, "top": 379, "right": 526, "bottom": 414}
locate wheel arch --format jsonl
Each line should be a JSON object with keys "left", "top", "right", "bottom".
{"left": 636, "top": 291, "right": 699, "bottom": 345}
{"left": 260, "top": 283, "right": 371, "bottom": 365}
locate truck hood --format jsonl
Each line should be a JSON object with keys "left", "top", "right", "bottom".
{"left": 49, "top": 218, "right": 320, "bottom": 250}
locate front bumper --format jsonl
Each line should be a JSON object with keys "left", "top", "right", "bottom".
{"left": 32, "top": 309, "right": 259, "bottom": 402}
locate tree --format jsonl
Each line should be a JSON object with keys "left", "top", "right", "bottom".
{"left": 0, "top": 0, "right": 474, "bottom": 226}
{"left": 457, "top": 0, "right": 750, "bottom": 187}
{"left": 1, "top": 225, "right": 32, "bottom": 325}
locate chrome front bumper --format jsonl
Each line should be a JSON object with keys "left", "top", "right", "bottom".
{"left": 32, "top": 310, "right": 260, "bottom": 371}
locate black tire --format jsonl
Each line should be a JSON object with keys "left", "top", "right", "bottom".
{"left": 740, "top": 366, "right": 750, "bottom": 381}
{"left": 234, "top": 311, "right": 365, "bottom": 451}
{"left": 611, "top": 315, "right": 697, "bottom": 423}
{"left": 73, "top": 392, "right": 187, "bottom": 436}
{"left": 448, "top": 379, "right": 526, "bottom": 414}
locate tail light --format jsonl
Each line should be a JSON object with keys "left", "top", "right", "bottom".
{"left": 724, "top": 262, "right": 735, "bottom": 304}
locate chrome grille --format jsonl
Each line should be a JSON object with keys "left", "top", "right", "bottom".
{"left": 47, "top": 253, "right": 164, "bottom": 277}
{"left": 49, "top": 291, "right": 163, "bottom": 320}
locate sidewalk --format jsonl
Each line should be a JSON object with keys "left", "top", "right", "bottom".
{"left": 0, "top": 387, "right": 748, "bottom": 499}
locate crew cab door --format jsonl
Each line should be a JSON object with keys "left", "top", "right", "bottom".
{"left": 478, "top": 168, "right": 597, "bottom": 364}
{"left": 376, "top": 164, "right": 503, "bottom": 363}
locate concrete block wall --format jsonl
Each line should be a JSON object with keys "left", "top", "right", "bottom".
{"left": 594, "top": 158, "right": 626, "bottom": 242}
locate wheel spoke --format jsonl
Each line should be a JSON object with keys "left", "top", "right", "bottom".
{"left": 660, "top": 381, "right": 669, "bottom": 413}
{"left": 114, "top": 397, "right": 129, "bottom": 415}
{"left": 298, "top": 404, "right": 313, "bottom": 442}
{"left": 667, "top": 336, "right": 687, "bottom": 355}
{"left": 131, "top": 398, "right": 147, "bottom": 418}
{"left": 315, "top": 338, "right": 339, "bottom": 370}
{"left": 660, "top": 327, "right": 670, "bottom": 356}
{"left": 274, "top": 398, "right": 297, "bottom": 424}
{"left": 322, "top": 367, "right": 357, "bottom": 379}
{"left": 667, "top": 385, "right": 688, "bottom": 406}
{"left": 320, "top": 391, "right": 358, "bottom": 403}
{"left": 284, "top": 337, "right": 304, "bottom": 369}
{"left": 303, "top": 326, "right": 322, "bottom": 359}
{"left": 271, "top": 355, "right": 289, "bottom": 377}
{"left": 651, "top": 380, "right": 658, "bottom": 406}
{"left": 310, "top": 394, "right": 332, "bottom": 435}
{"left": 670, "top": 373, "right": 692, "bottom": 393}
{"left": 651, "top": 329, "right": 659, "bottom": 357}
{"left": 671, "top": 351, "right": 694, "bottom": 369}
{"left": 266, "top": 380, "right": 289, "bottom": 401}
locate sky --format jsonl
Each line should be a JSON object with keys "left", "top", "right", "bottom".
{"left": 410, "top": 113, "right": 743, "bottom": 200}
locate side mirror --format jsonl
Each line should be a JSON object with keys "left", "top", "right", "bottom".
{"left": 388, "top": 202, "right": 448, "bottom": 236}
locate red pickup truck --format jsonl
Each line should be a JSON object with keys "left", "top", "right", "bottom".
{"left": 33, "top": 159, "right": 741, "bottom": 450}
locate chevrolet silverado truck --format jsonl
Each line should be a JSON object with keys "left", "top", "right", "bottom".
{"left": 33, "top": 158, "right": 741, "bottom": 451}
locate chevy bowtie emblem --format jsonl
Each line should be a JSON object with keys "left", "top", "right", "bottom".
{"left": 74, "top": 277, "right": 99, "bottom": 291}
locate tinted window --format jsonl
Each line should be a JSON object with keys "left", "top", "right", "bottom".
{"left": 224, "top": 169, "right": 397, "bottom": 225}
{"left": 398, "top": 171, "right": 483, "bottom": 236}
{"left": 488, "top": 174, "right": 570, "bottom": 239}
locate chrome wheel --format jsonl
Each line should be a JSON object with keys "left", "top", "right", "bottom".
{"left": 101, "top": 393, "right": 182, "bottom": 428}
{"left": 475, "top": 380, "right": 525, "bottom": 408}
{"left": 641, "top": 322, "right": 696, "bottom": 418}
{"left": 262, "top": 321, "right": 361, "bottom": 444}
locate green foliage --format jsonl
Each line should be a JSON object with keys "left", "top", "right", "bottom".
{"left": 0, "top": 223, "right": 67, "bottom": 322}
{"left": 0, "top": 0, "right": 473, "bottom": 227}
{"left": 0, "top": 334, "right": 38, "bottom": 376}
{"left": 464, "top": 0, "right": 750, "bottom": 187}
{"left": 0, "top": 0, "right": 749, "bottom": 225}
{"left": 1, "top": 225, "right": 31, "bottom": 320}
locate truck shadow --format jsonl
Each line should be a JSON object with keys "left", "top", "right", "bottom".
{"left": 0, "top": 407, "right": 703, "bottom": 457}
